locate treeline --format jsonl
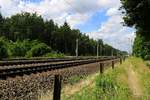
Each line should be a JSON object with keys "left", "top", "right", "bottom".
{"left": 120, "top": 0, "right": 150, "bottom": 59}
{"left": 0, "top": 12, "right": 125, "bottom": 58}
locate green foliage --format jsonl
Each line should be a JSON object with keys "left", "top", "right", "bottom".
{"left": 8, "top": 40, "right": 42, "bottom": 57}
{"left": 2, "top": 12, "right": 45, "bottom": 40}
{"left": 26, "top": 43, "right": 52, "bottom": 57}
{"left": 120, "top": 0, "right": 150, "bottom": 35}
{"left": 9, "top": 40, "right": 30, "bottom": 57}
{"left": 0, "top": 37, "right": 8, "bottom": 59}
{"left": 133, "top": 33, "right": 150, "bottom": 58}
{"left": 0, "top": 13, "right": 4, "bottom": 34}
{"left": 120, "top": 0, "right": 150, "bottom": 58}
{"left": 0, "top": 38, "right": 54, "bottom": 58}
{"left": 133, "top": 34, "right": 143, "bottom": 57}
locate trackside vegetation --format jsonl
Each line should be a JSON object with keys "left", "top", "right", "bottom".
{"left": 130, "top": 57, "right": 150, "bottom": 99}
{"left": 64, "top": 61, "right": 132, "bottom": 100}
{"left": 65, "top": 57, "right": 150, "bottom": 100}
{"left": 0, "top": 37, "right": 64, "bottom": 59}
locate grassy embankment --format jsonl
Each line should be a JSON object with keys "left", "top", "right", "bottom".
{"left": 63, "top": 57, "right": 150, "bottom": 100}
{"left": 130, "top": 57, "right": 150, "bottom": 99}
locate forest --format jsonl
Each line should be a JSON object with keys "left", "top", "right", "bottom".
{"left": 0, "top": 12, "right": 125, "bottom": 58}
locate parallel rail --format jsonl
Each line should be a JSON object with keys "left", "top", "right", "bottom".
{"left": 0, "top": 58, "right": 82, "bottom": 66}
{"left": 0, "top": 56, "right": 114, "bottom": 61}
{"left": 0, "top": 57, "right": 120, "bottom": 79}
{"left": 0, "top": 56, "right": 115, "bottom": 66}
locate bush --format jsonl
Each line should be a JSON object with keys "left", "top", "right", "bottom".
{"left": 0, "top": 37, "right": 8, "bottom": 59}
{"left": 26, "top": 43, "right": 52, "bottom": 57}
{"left": 9, "top": 40, "right": 32, "bottom": 57}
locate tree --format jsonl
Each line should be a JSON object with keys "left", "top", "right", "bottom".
{"left": 0, "top": 12, "right": 125, "bottom": 57}
{"left": 120, "top": 0, "right": 150, "bottom": 58}
{"left": 2, "top": 12, "right": 45, "bottom": 41}
{"left": 43, "top": 20, "right": 55, "bottom": 45}
{"left": 133, "top": 33, "right": 150, "bottom": 58}
{"left": 0, "top": 37, "right": 8, "bottom": 59}
{"left": 0, "top": 12, "right": 4, "bottom": 35}
{"left": 120, "top": 0, "right": 150, "bottom": 36}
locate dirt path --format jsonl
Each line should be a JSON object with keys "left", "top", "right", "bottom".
{"left": 126, "top": 64, "right": 143, "bottom": 99}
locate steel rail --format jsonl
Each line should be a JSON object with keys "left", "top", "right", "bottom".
{"left": 0, "top": 56, "right": 114, "bottom": 61}
{"left": 0, "top": 58, "right": 119, "bottom": 79}
{"left": 0, "top": 56, "right": 116, "bottom": 66}
{"left": 0, "top": 58, "right": 95, "bottom": 66}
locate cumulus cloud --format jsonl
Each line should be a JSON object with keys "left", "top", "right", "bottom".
{"left": 0, "top": 0, "right": 119, "bottom": 26}
{"left": 106, "top": 7, "right": 119, "bottom": 16}
{"left": 86, "top": 4, "right": 135, "bottom": 52}
{"left": 66, "top": 13, "right": 91, "bottom": 28}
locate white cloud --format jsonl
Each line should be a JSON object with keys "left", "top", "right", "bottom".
{"left": 0, "top": 0, "right": 120, "bottom": 26}
{"left": 66, "top": 13, "right": 91, "bottom": 28}
{"left": 86, "top": 3, "right": 135, "bottom": 52}
{"left": 106, "top": 7, "right": 119, "bottom": 16}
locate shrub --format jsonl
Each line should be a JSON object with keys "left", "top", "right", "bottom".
{"left": 9, "top": 40, "right": 32, "bottom": 57}
{"left": 26, "top": 43, "right": 52, "bottom": 57}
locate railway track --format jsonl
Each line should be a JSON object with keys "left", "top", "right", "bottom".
{"left": 0, "top": 58, "right": 86, "bottom": 66}
{"left": 0, "top": 57, "right": 120, "bottom": 79}
{"left": 0, "top": 56, "right": 113, "bottom": 66}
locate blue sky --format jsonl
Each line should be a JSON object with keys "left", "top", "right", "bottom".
{"left": 75, "top": 11, "right": 108, "bottom": 33}
{"left": 0, "top": 0, "right": 135, "bottom": 52}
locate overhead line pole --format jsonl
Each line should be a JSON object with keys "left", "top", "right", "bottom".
{"left": 111, "top": 49, "right": 113, "bottom": 57}
{"left": 76, "top": 39, "right": 78, "bottom": 57}
{"left": 97, "top": 41, "right": 99, "bottom": 58}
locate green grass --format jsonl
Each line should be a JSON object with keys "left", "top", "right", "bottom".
{"left": 94, "top": 72, "right": 131, "bottom": 100}
{"left": 66, "top": 62, "right": 132, "bottom": 100}
{"left": 130, "top": 57, "right": 150, "bottom": 99}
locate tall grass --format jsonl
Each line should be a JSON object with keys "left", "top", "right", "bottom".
{"left": 67, "top": 63, "right": 132, "bottom": 100}
{"left": 130, "top": 57, "right": 150, "bottom": 99}
{"left": 94, "top": 67, "right": 132, "bottom": 100}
